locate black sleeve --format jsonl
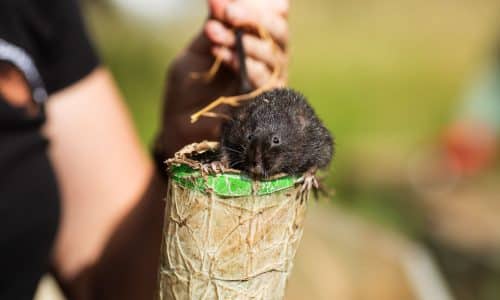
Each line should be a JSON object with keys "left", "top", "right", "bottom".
{"left": 0, "top": 0, "right": 100, "bottom": 95}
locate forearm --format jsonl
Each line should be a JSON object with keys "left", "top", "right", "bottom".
{"left": 45, "top": 68, "right": 167, "bottom": 299}
{"left": 85, "top": 173, "right": 165, "bottom": 300}
{"left": 46, "top": 0, "right": 291, "bottom": 295}
{"left": 52, "top": 174, "right": 166, "bottom": 300}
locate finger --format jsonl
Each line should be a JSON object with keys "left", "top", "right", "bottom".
{"left": 212, "top": 46, "right": 284, "bottom": 88}
{"left": 245, "top": 57, "right": 272, "bottom": 88}
{"left": 210, "top": 0, "right": 289, "bottom": 48}
{"left": 206, "top": 23, "right": 285, "bottom": 70}
{"left": 211, "top": 46, "right": 234, "bottom": 65}
{"left": 208, "top": 0, "right": 231, "bottom": 19}
{"left": 210, "top": 0, "right": 289, "bottom": 19}
{"left": 225, "top": 2, "right": 289, "bottom": 48}
{"left": 242, "top": 34, "right": 286, "bottom": 70}
{"left": 271, "top": 0, "right": 290, "bottom": 18}
{"left": 204, "top": 20, "right": 236, "bottom": 47}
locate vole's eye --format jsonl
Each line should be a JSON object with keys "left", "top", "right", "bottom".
{"left": 272, "top": 136, "right": 280, "bottom": 145}
{"left": 247, "top": 134, "right": 253, "bottom": 141}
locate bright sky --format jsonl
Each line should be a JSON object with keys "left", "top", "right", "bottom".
{"left": 111, "top": 0, "right": 205, "bottom": 23}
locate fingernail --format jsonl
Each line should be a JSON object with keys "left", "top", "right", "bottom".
{"left": 226, "top": 4, "right": 245, "bottom": 22}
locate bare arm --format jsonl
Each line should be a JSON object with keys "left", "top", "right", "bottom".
{"left": 44, "top": 1, "right": 289, "bottom": 298}
{"left": 44, "top": 68, "right": 164, "bottom": 299}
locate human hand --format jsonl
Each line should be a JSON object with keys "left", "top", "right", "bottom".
{"left": 156, "top": 0, "right": 289, "bottom": 158}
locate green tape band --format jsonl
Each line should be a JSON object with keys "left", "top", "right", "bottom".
{"left": 170, "top": 164, "right": 298, "bottom": 197}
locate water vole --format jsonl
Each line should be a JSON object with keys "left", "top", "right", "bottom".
{"left": 220, "top": 88, "right": 334, "bottom": 179}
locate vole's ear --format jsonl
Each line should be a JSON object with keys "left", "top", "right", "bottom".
{"left": 233, "top": 108, "right": 249, "bottom": 121}
{"left": 297, "top": 111, "right": 310, "bottom": 130}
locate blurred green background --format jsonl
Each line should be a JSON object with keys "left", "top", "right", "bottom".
{"left": 79, "top": 1, "right": 500, "bottom": 298}
{"left": 83, "top": 0, "right": 499, "bottom": 234}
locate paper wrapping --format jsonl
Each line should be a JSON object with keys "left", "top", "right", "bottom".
{"left": 157, "top": 142, "right": 308, "bottom": 300}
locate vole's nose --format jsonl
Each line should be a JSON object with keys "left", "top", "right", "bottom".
{"left": 250, "top": 161, "right": 264, "bottom": 177}
{"left": 248, "top": 144, "right": 264, "bottom": 177}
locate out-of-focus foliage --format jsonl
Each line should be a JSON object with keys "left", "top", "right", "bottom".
{"left": 80, "top": 1, "right": 500, "bottom": 299}
{"left": 83, "top": 0, "right": 499, "bottom": 235}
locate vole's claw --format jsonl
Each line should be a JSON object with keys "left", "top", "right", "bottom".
{"left": 298, "top": 175, "right": 318, "bottom": 193}
{"left": 296, "top": 169, "right": 319, "bottom": 202}
{"left": 200, "top": 161, "right": 226, "bottom": 175}
{"left": 212, "top": 161, "right": 226, "bottom": 173}
{"left": 200, "top": 164, "right": 210, "bottom": 175}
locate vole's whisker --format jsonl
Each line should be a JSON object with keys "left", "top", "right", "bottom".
{"left": 223, "top": 146, "right": 243, "bottom": 154}
{"left": 234, "top": 143, "right": 246, "bottom": 152}
{"left": 229, "top": 160, "right": 244, "bottom": 168}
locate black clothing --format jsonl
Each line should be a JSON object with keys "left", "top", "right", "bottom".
{"left": 0, "top": 0, "right": 99, "bottom": 94}
{"left": 0, "top": 97, "right": 60, "bottom": 300}
{"left": 0, "top": 0, "right": 99, "bottom": 299}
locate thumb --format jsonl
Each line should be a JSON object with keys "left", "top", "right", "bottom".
{"left": 208, "top": 0, "right": 231, "bottom": 19}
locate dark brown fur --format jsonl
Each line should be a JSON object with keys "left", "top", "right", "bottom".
{"left": 220, "top": 88, "right": 334, "bottom": 178}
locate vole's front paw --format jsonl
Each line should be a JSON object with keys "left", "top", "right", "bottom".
{"left": 200, "top": 161, "right": 226, "bottom": 175}
{"left": 297, "top": 174, "right": 319, "bottom": 192}
{"left": 296, "top": 168, "right": 319, "bottom": 202}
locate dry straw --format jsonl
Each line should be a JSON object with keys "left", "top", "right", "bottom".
{"left": 189, "top": 26, "right": 282, "bottom": 124}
